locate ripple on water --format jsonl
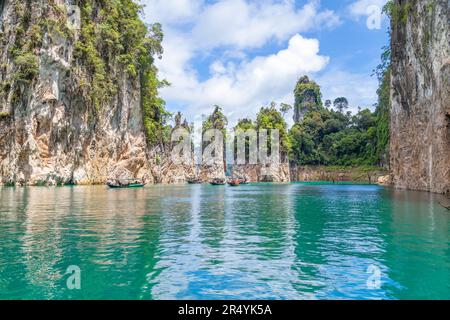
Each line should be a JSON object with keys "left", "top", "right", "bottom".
{"left": 0, "top": 184, "right": 448, "bottom": 300}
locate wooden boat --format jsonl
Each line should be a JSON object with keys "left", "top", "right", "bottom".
{"left": 239, "top": 179, "right": 249, "bottom": 185}
{"left": 228, "top": 179, "right": 240, "bottom": 187}
{"left": 210, "top": 178, "right": 226, "bottom": 186}
{"left": 187, "top": 178, "right": 202, "bottom": 184}
{"left": 439, "top": 198, "right": 450, "bottom": 210}
{"left": 107, "top": 179, "right": 145, "bottom": 189}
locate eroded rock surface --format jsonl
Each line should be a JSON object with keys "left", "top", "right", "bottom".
{"left": 232, "top": 163, "right": 290, "bottom": 183}
{"left": 0, "top": 0, "right": 193, "bottom": 185}
{"left": 390, "top": 0, "right": 450, "bottom": 194}
{"left": 0, "top": 1, "right": 149, "bottom": 185}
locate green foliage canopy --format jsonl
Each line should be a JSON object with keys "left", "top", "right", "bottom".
{"left": 73, "top": 0, "right": 170, "bottom": 146}
{"left": 293, "top": 75, "right": 322, "bottom": 123}
{"left": 288, "top": 72, "right": 388, "bottom": 166}
{"left": 256, "top": 103, "right": 291, "bottom": 156}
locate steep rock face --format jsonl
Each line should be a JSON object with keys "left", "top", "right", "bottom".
{"left": 232, "top": 164, "right": 290, "bottom": 183}
{"left": 0, "top": 0, "right": 186, "bottom": 185}
{"left": 290, "top": 165, "right": 388, "bottom": 184}
{"left": 262, "top": 163, "right": 290, "bottom": 183}
{"left": 390, "top": 0, "right": 450, "bottom": 194}
{"left": 293, "top": 76, "right": 321, "bottom": 124}
{"left": 199, "top": 162, "right": 226, "bottom": 182}
{"left": 156, "top": 157, "right": 196, "bottom": 184}
{"left": 232, "top": 164, "right": 259, "bottom": 182}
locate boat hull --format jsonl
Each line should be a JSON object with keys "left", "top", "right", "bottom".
{"left": 107, "top": 183, "right": 145, "bottom": 189}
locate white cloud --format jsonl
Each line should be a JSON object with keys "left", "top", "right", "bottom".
{"left": 144, "top": 0, "right": 340, "bottom": 50}
{"left": 160, "top": 34, "right": 330, "bottom": 124}
{"left": 142, "top": 0, "right": 204, "bottom": 25}
{"left": 318, "top": 69, "right": 379, "bottom": 112}
{"left": 191, "top": 0, "right": 340, "bottom": 49}
{"left": 348, "top": 0, "right": 388, "bottom": 18}
{"left": 142, "top": 0, "right": 344, "bottom": 125}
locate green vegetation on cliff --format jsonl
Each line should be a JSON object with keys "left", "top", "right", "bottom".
{"left": 202, "top": 105, "right": 228, "bottom": 133}
{"left": 383, "top": 0, "right": 414, "bottom": 26}
{"left": 373, "top": 51, "right": 391, "bottom": 166}
{"left": 6, "top": 1, "right": 76, "bottom": 100}
{"left": 231, "top": 103, "right": 290, "bottom": 161}
{"left": 293, "top": 75, "right": 322, "bottom": 122}
{"left": 73, "top": 0, "right": 169, "bottom": 145}
{"left": 372, "top": 2, "right": 393, "bottom": 166}
{"left": 288, "top": 74, "right": 390, "bottom": 167}
{"left": 256, "top": 103, "right": 291, "bottom": 157}
{"left": 202, "top": 105, "right": 228, "bottom": 156}
{"left": 2, "top": 0, "right": 169, "bottom": 146}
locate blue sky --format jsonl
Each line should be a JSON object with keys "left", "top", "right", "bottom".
{"left": 142, "top": 0, "right": 389, "bottom": 125}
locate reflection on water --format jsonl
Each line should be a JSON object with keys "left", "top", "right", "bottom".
{"left": 0, "top": 184, "right": 448, "bottom": 300}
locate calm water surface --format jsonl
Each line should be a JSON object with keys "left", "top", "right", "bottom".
{"left": 0, "top": 184, "right": 448, "bottom": 300}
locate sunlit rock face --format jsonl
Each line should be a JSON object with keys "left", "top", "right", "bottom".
{"left": 0, "top": 1, "right": 152, "bottom": 185}
{"left": 290, "top": 165, "right": 387, "bottom": 184}
{"left": 390, "top": 0, "right": 450, "bottom": 194}
{"left": 232, "top": 164, "right": 290, "bottom": 183}
{"left": 199, "top": 162, "right": 226, "bottom": 183}
{"left": 232, "top": 164, "right": 260, "bottom": 182}
{"left": 0, "top": 1, "right": 196, "bottom": 186}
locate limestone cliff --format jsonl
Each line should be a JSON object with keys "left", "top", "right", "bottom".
{"left": 389, "top": 0, "right": 450, "bottom": 194}
{"left": 0, "top": 0, "right": 190, "bottom": 185}
{"left": 232, "top": 164, "right": 290, "bottom": 183}
{"left": 290, "top": 165, "right": 388, "bottom": 184}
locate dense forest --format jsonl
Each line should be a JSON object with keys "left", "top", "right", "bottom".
{"left": 288, "top": 72, "right": 390, "bottom": 167}
{"left": 214, "top": 68, "right": 390, "bottom": 168}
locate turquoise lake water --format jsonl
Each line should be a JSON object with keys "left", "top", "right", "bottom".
{"left": 0, "top": 184, "right": 448, "bottom": 300}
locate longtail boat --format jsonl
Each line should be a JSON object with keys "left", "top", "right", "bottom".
{"left": 239, "top": 179, "right": 249, "bottom": 185}
{"left": 107, "top": 179, "right": 145, "bottom": 189}
{"left": 187, "top": 178, "right": 202, "bottom": 184}
{"left": 210, "top": 178, "right": 226, "bottom": 186}
{"left": 228, "top": 179, "right": 241, "bottom": 187}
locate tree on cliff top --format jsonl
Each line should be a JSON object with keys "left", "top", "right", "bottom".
{"left": 256, "top": 103, "right": 291, "bottom": 158}
{"left": 234, "top": 119, "right": 256, "bottom": 163}
{"left": 72, "top": 0, "right": 169, "bottom": 146}
{"left": 202, "top": 105, "right": 228, "bottom": 159}
{"left": 280, "top": 103, "right": 293, "bottom": 117}
{"left": 288, "top": 76, "right": 382, "bottom": 166}
{"left": 202, "top": 105, "right": 228, "bottom": 133}
{"left": 174, "top": 111, "right": 190, "bottom": 130}
{"left": 293, "top": 75, "right": 322, "bottom": 123}
{"left": 333, "top": 97, "right": 349, "bottom": 113}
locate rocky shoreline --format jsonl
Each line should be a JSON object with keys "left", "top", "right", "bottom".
{"left": 290, "top": 165, "right": 390, "bottom": 185}
{"left": 0, "top": 164, "right": 392, "bottom": 187}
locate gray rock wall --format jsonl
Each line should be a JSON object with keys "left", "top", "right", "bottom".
{"left": 390, "top": 0, "right": 450, "bottom": 194}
